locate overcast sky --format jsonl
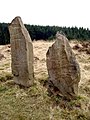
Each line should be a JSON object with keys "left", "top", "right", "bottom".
{"left": 1, "top": 0, "right": 90, "bottom": 29}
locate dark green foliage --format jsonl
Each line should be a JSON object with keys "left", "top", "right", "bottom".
{"left": 25, "top": 25, "right": 90, "bottom": 41}
{"left": 0, "top": 23, "right": 90, "bottom": 45}
{"left": 0, "top": 23, "right": 10, "bottom": 45}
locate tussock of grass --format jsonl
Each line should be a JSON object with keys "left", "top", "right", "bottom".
{"left": 0, "top": 72, "right": 13, "bottom": 82}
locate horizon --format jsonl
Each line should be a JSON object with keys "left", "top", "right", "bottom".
{"left": 1, "top": 0, "right": 90, "bottom": 29}
{"left": 0, "top": 20, "right": 89, "bottom": 30}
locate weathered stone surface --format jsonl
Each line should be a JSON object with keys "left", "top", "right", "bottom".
{"left": 9, "top": 16, "right": 34, "bottom": 87}
{"left": 0, "top": 54, "right": 5, "bottom": 60}
{"left": 46, "top": 32, "right": 80, "bottom": 99}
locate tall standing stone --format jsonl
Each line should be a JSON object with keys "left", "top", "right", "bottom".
{"left": 9, "top": 16, "right": 34, "bottom": 87}
{"left": 46, "top": 32, "right": 80, "bottom": 99}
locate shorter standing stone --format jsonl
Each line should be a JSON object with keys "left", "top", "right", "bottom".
{"left": 46, "top": 32, "right": 80, "bottom": 99}
{"left": 9, "top": 16, "right": 34, "bottom": 87}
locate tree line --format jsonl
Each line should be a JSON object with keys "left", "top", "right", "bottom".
{"left": 0, "top": 23, "right": 90, "bottom": 45}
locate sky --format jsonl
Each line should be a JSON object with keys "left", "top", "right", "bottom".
{"left": 1, "top": 0, "right": 90, "bottom": 29}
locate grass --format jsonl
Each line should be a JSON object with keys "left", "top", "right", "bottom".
{"left": 0, "top": 77, "right": 90, "bottom": 120}
{"left": 0, "top": 79, "right": 52, "bottom": 120}
{"left": 0, "top": 41, "right": 90, "bottom": 120}
{"left": 0, "top": 72, "right": 13, "bottom": 82}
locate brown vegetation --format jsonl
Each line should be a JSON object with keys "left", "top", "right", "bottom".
{"left": 73, "top": 41, "right": 90, "bottom": 54}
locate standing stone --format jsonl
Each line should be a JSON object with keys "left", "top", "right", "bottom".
{"left": 9, "top": 16, "right": 34, "bottom": 87}
{"left": 46, "top": 32, "right": 80, "bottom": 99}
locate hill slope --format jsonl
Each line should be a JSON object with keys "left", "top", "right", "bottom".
{"left": 0, "top": 40, "right": 90, "bottom": 120}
